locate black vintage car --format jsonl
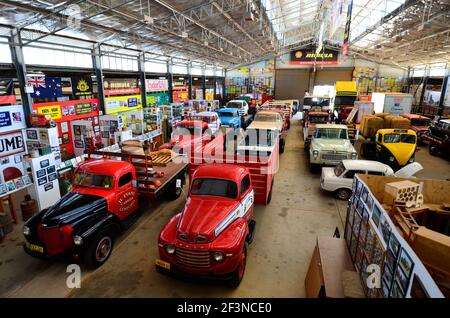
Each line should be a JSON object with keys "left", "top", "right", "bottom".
{"left": 427, "top": 119, "right": 450, "bottom": 159}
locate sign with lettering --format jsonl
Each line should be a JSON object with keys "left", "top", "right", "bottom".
{"left": 145, "top": 79, "right": 168, "bottom": 92}
{"left": 290, "top": 47, "right": 339, "bottom": 65}
{"left": 71, "top": 76, "right": 93, "bottom": 96}
{"left": 37, "top": 105, "right": 62, "bottom": 120}
{"left": 0, "top": 111, "right": 12, "bottom": 127}
{"left": 75, "top": 102, "right": 92, "bottom": 115}
{"left": 0, "top": 131, "right": 25, "bottom": 158}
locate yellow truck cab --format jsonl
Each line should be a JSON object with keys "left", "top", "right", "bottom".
{"left": 375, "top": 129, "right": 417, "bottom": 170}
{"left": 333, "top": 81, "right": 358, "bottom": 123}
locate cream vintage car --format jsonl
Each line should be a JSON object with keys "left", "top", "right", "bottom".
{"left": 309, "top": 124, "right": 357, "bottom": 170}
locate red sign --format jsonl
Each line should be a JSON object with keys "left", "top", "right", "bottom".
{"left": 145, "top": 79, "right": 168, "bottom": 92}
{"left": 104, "top": 88, "right": 140, "bottom": 96}
{"left": 0, "top": 96, "right": 17, "bottom": 105}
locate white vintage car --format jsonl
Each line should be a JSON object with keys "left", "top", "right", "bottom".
{"left": 320, "top": 160, "right": 423, "bottom": 200}
{"left": 309, "top": 124, "right": 357, "bottom": 169}
{"left": 225, "top": 100, "right": 249, "bottom": 116}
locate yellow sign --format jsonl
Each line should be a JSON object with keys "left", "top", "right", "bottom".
{"left": 37, "top": 105, "right": 62, "bottom": 120}
{"left": 104, "top": 94, "right": 142, "bottom": 115}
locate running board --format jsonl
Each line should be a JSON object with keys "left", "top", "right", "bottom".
{"left": 246, "top": 220, "right": 256, "bottom": 245}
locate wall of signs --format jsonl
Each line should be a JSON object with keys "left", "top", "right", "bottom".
{"left": 32, "top": 99, "right": 100, "bottom": 157}
{"left": 344, "top": 175, "right": 443, "bottom": 298}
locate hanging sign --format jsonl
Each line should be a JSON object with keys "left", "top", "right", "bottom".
{"left": 104, "top": 94, "right": 142, "bottom": 114}
{"left": 37, "top": 105, "right": 62, "bottom": 120}
{"left": 71, "top": 76, "right": 93, "bottom": 96}
{"left": 146, "top": 92, "right": 169, "bottom": 105}
{"left": 27, "top": 77, "right": 63, "bottom": 98}
{"left": 0, "top": 131, "right": 25, "bottom": 158}
{"left": 145, "top": 79, "right": 168, "bottom": 92}
{"left": 290, "top": 47, "right": 339, "bottom": 65}
{"left": 342, "top": 0, "right": 354, "bottom": 56}
{"left": 103, "top": 79, "right": 139, "bottom": 95}
{"left": 75, "top": 102, "right": 92, "bottom": 115}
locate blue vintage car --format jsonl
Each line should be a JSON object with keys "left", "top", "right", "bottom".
{"left": 218, "top": 108, "right": 241, "bottom": 129}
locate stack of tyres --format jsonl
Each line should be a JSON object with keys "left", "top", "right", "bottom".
{"left": 360, "top": 115, "right": 384, "bottom": 138}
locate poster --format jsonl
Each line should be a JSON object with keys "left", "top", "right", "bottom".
{"left": 104, "top": 94, "right": 143, "bottom": 114}
{"left": 61, "top": 122, "right": 69, "bottom": 133}
{"left": 75, "top": 102, "right": 92, "bottom": 115}
{"left": 0, "top": 131, "right": 25, "bottom": 158}
{"left": 145, "top": 79, "right": 168, "bottom": 92}
{"left": 71, "top": 76, "right": 93, "bottom": 96}
{"left": 37, "top": 105, "right": 62, "bottom": 120}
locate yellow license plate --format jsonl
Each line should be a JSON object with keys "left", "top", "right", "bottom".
{"left": 29, "top": 244, "right": 44, "bottom": 253}
{"left": 155, "top": 259, "right": 171, "bottom": 270}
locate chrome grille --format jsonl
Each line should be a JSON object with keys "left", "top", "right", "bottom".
{"left": 176, "top": 247, "right": 210, "bottom": 268}
{"left": 322, "top": 153, "right": 348, "bottom": 161}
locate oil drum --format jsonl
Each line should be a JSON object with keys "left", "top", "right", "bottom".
{"left": 20, "top": 195, "right": 38, "bottom": 222}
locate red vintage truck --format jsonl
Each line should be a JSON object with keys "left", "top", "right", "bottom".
{"left": 156, "top": 163, "right": 256, "bottom": 287}
{"left": 159, "top": 120, "right": 211, "bottom": 151}
{"left": 23, "top": 151, "right": 188, "bottom": 268}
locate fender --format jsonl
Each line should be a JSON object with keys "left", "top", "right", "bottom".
{"left": 77, "top": 213, "right": 122, "bottom": 246}
{"left": 159, "top": 213, "right": 182, "bottom": 244}
{"left": 212, "top": 218, "right": 248, "bottom": 252}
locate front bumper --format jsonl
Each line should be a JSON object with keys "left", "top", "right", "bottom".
{"left": 155, "top": 260, "right": 234, "bottom": 282}
{"left": 23, "top": 242, "right": 81, "bottom": 262}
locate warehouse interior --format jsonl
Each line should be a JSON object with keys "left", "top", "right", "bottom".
{"left": 0, "top": 0, "right": 449, "bottom": 301}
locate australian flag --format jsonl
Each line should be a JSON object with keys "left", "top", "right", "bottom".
{"left": 28, "top": 76, "right": 63, "bottom": 98}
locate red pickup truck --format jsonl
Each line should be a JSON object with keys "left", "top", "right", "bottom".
{"left": 156, "top": 163, "right": 255, "bottom": 287}
{"left": 23, "top": 152, "right": 187, "bottom": 268}
{"left": 159, "top": 120, "right": 211, "bottom": 152}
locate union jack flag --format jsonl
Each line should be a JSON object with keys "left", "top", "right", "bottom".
{"left": 28, "top": 77, "right": 46, "bottom": 88}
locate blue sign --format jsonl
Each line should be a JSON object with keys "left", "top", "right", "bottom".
{"left": 0, "top": 111, "right": 11, "bottom": 127}
{"left": 127, "top": 98, "right": 138, "bottom": 107}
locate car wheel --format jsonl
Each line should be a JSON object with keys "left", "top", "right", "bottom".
{"left": 167, "top": 177, "right": 184, "bottom": 200}
{"left": 335, "top": 188, "right": 351, "bottom": 200}
{"left": 85, "top": 229, "right": 114, "bottom": 269}
{"left": 228, "top": 243, "right": 248, "bottom": 288}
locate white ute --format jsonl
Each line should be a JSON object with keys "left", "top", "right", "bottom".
{"left": 320, "top": 160, "right": 423, "bottom": 200}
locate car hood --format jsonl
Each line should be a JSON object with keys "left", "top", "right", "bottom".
{"left": 40, "top": 191, "right": 107, "bottom": 227}
{"left": 219, "top": 117, "right": 237, "bottom": 126}
{"left": 177, "top": 196, "right": 239, "bottom": 242}
{"left": 312, "top": 139, "right": 354, "bottom": 152}
{"left": 321, "top": 167, "right": 336, "bottom": 180}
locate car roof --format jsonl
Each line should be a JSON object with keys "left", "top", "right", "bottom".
{"left": 228, "top": 100, "right": 244, "bottom": 103}
{"left": 309, "top": 111, "right": 329, "bottom": 115}
{"left": 315, "top": 124, "right": 348, "bottom": 129}
{"left": 342, "top": 160, "right": 392, "bottom": 173}
{"left": 175, "top": 120, "right": 208, "bottom": 128}
{"left": 192, "top": 164, "right": 248, "bottom": 182}
{"left": 78, "top": 159, "right": 132, "bottom": 177}
{"left": 247, "top": 121, "right": 282, "bottom": 130}
{"left": 378, "top": 128, "right": 415, "bottom": 134}
{"left": 440, "top": 119, "right": 450, "bottom": 124}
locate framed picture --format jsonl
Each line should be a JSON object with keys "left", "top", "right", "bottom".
{"left": 0, "top": 183, "right": 6, "bottom": 195}
{"left": 61, "top": 121, "right": 69, "bottom": 133}
{"left": 398, "top": 248, "right": 414, "bottom": 278}
{"left": 372, "top": 232, "right": 386, "bottom": 267}
{"left": 379, "top": 214, "right": 391, "bottom": 245}
{"left": 14, "top": 154, "right": 22, "bottom": 164}
{"left": 371, "top": 203, "right": 382, "bottom": 227}
{"left": 13, "top": 177, "right": 24, "bottom": 188}
{"left": 362, "top": 187, "right": 368, "bottom": 204}
{"left": 5, "top": 180, "right": 15, "bottom": 192}
{"left": 36, "top": 169, "right": 46, "bottom": 178}
{"left": 94, "top": 116, "right": 99, "bottom": 125}
{"left": 383, "top": 262, "right": 394, "bottom": 287}
{"left": 47, "top": 166, "right": 56, "bottom": 174}
{"left": 388, "top": 233, "right": 401, "bottom": 257}
{"left": 386, "top": 248, "right": 398, "bottom": 272}
{"left": 22, "top": 174, "right": 32, "bottom": 185}
{"left": 48, "top": 173, "right": 57, "bottom": 182}
{"left": 44, "top": 183, "right": 53, "bottom": 191}
{"left": 40, "top": 159, "right": 50, "bottom": 168}
{"left": 356, "top": 180, "right": 363, "bottom": 196}
{"left": 367, "top": 194, "right": 374, "bottom": 213}
{"left": 26, "top": 129, "right": 38, "bottom": 140}
{"left": 74, "top": 140, "right": 84, "bottom": 148}
{"left": 69, "top": 105, "right": 75, "bottom": 115}
{"left": 62, "top": 133, "right": 70, "bottom": 144}
{"left": 410, "top": 275, "right": 429, "bottom": 298}
{"left": 38, "top": 177, "right": 47, "bottom": 186}
{"left": 395, "top": 265, "right": 410, "bottom": 293}
{"left": 390, "top": 281, "right": 405, "bottom": 298}
{"left": 74, "top": 125, "right": 81, "bottom": 135}
{"left": 1, "top": 157, "right": 10, "bottom": 165}
{"left": 381, "top": 279, "right": 390, "bottom": 298}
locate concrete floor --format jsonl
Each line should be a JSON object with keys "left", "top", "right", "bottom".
{"left": 1, "top": 117, "right": 449, "bottom": 297}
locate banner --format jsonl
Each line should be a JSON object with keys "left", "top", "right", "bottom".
{"left": 0, "top": 131, "right": 25, "bottom": 158}
{"left": 145, "top": 79, "right": 168, "bottom": 92}
{"left": 71, "top": 76, "right": 93, "bottom": 96}
{"left": 27, "top": 77, "right": 63, "bottom": 98}
{"left": 105, "top": 94, "right": 142, "bottom": 114}
{"left": 290, "top": 47, "right": 339, "bottom": 65}
{"left": 342, "top": 0, "right": 354, "bottom": 56}
{"left": 37, "top": 105, "right": 62, "bottom": 120}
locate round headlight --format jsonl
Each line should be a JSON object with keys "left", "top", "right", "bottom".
{"left": 23, "top": 226, "right": 30, "bottom": 236}
{"left": 213, "top": 252, "right": 224, "bottom": 262}
{"left": 389, "top": 156, "right": 395, "bottom": 162}
{"left": 165, "top": 245, "right": 175, "bottom": 254}
{"left": 73, "top": 235, "right": 83, "bottom": 246}
{"left": 313, "top": 150, "right": 319, "bottom": 158}
{"left": 351, "top": 152, "right": 357, "bottom": 160}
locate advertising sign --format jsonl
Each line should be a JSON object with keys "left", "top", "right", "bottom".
{"left": 0, "top": 111, "right": 12, "bottom": 128}
{"left": 290, "top": 47, "right": 339, "bottom": 65}
{"left": 146, "top": 93, "right": 169, "bottom": 106}
{"left": 145, "top": 79, "right": 168, "bottom": 92}
{"left": 71, "top": 76, "right": 93, "bottom": 96}
{"left": 104, "top": 94, "right": 143, "bottom": 114}
{"left": 37, "top": 105, "right": 62, "bottom": 120}
{"left": 0, "top": 131, "right": 25, "bottom": 158}
{"left": 104, "top": 79, "right": 139, "bottom": 95}
{"left": 75, "top": 102, "right": 92, "bottom": 115}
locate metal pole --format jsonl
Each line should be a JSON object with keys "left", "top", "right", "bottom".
{"left": 138, "top": 52, "right": 147, "bottom": 108}
{"left": 10, "top": 28, "right": 32, "bottom": 127}
{"left": 167, "top": 59, "right": 173, "bottom": 103}
{"left": 93, "top": 44, "right": 105, "bottom": 114}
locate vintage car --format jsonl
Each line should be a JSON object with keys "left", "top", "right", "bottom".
{"left": 191, "top": 111, "right": 221, "bottom": 135}
{"left": 156, "top": 163, "right": 256, "bottom": 287}
{"left": 225, "top": 99, "right": 249, "bottom": 116}
{"left": 320, "top": 160, "right": 423, "bottom": 200}
{"left": 309, "top": 124, "right": 357, "bottom": 170}
{"left": 374, "top": 129, "right": 417, "bottom": 170}
{"left": 401, "top": 114, "right": 431, "bottom": 142}
{"left": 23, "top": 158, "right": 187, "bottom": 268}
{"left": 303, "top": 111, "right": 331, "bottom": 148}
{"left": 425, "top": 119, "right": 450, "bottom": 158}
{"left": 218, "top": 108, "right": 241, "bottom": 129}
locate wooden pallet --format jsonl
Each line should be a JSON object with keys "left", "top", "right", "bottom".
{"left": 149, "top": 154, "right": 172, "bottom": 166}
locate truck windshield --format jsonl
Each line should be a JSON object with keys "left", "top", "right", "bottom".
{"left": 192, "top": 116, "right": 213, "bottom": 123}
{"left": 316, "top": 128, "right": 348, "bottom": 139}
{"left": 73, "top": 172, "right": 114, "bottom": 189}
{"left": 219, "top": 112, "right": 235, "bottom": 117}
{"left": 384, "top": 134, "right": 416, "bottom": 144}
{"left": 334, "top": 162, "right": 346, "bottom": 176}
{"left": 309, "top": 116, "right": 328, "bottom": 123}
{"left": 190, "top": 178, "right": 237, "bottom": 199}
{"left": 227, "top": 102, "right": 242, "bottom": 109}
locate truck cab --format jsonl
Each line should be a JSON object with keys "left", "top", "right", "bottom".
{"left": 156, "top": 164, "right": 255, "bottom": 287}
{"left": 309, "top": 124, "right": 357, "bottom": 169}
{"left": 375, "top": 129, "right": 417, "bottom": 169}
{"left": 191, "top": 112, "right": 221, "bottom": 135}
{"left": 23, "top": 159, "right": 139, "bottom": 268}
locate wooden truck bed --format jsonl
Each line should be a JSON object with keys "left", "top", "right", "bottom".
{"left": 260, "top": 101, "right": 292, "bottom": 122}
{"left": 88, "top": 150, "right": 188, "bottom": 199}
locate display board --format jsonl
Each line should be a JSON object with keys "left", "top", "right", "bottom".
{"left": 0, "top": 105, "right": 26, "bottom": 133}
{"left": 25, "top": 127, "right": 61, "bottom": 165}
{"left": 344, "top": 175, "right": 444, "bottom": 298}
{"left": 104, "top": 94, "right": 143, "bottom": 114}
{"left": 0, "top": 130, "right": 26, "bottom": 183}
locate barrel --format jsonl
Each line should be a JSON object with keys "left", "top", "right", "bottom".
{"left": 20, "top": 195, "right": 38, "bottom": 222}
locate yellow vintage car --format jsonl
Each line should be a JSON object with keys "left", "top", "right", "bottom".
{"left": 375, "top": 129, "right": 417, "bottom": 169}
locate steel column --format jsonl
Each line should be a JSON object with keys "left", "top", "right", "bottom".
{"left": 93, "top": 44, "right": 105, "bottom": 114}
{"left": 138, "top": 52, "right": 147, "bottom": 108}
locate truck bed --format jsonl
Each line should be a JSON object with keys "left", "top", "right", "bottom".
{"left": 88, "top": 150, "right": 188, "bottom": 199}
